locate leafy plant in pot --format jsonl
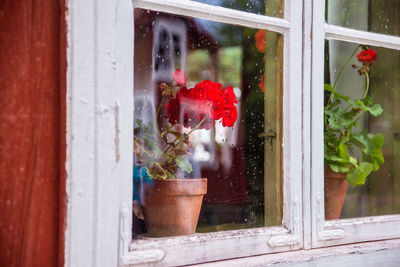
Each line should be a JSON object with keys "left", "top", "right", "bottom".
{"left": 134, "top": 69, "right": 239, "bottom": 237}
{"left": 324, "top": 46, "right": 384, "bottom": 220}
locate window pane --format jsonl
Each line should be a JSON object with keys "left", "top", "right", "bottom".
{"left": 326, "top": 0, "right": 400, "bottom": 36}
{"left": 324, "top": 39, "right": 400, "bottom": 220}
{"left": 192, "top": 0, "right": 284, "bottom": 17}
{"left": 133, "top": 8, "right": 283, "bottom": 238}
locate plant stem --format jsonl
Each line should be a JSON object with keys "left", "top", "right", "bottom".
{"left": 327, "top": 45, "right": 361, "bottom": 106}
{"left": 156, "top": 94, "right": 166, "bottom": 119}
{"left": 363, "top": 71, "right": 370, "bottom": 98}
{"left": 161, "top": 115, "right": 209, "bottom": 163}
{"left": 171, "top": 115, "right": 209, "bottom": 150}
{"left": 187, "top": 115, "right": 209, "bottom": 136}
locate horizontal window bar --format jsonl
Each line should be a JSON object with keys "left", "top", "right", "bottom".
{"left": 133, "top": 0, "right": 290, "bottom": 33}
{"left": 325, "top": 24, "right": 400, "bottom": 50}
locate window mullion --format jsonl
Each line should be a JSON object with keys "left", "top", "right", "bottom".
{"left": 310, "top": 0, "right": 327, "bottom": 248}
{"left": 312, "top": 0, "right": 400, "bottom": 249}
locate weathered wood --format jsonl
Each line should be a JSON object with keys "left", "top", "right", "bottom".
{"left": 0, "top": 1, "right": 66, "bottom": 266}
{"left": 264, "top": 1, "right": 284, "bottom": 227}
{"left": 191, "top": 238, "right": 400, "bottom": 266}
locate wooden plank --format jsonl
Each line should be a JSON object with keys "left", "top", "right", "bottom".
{"left": 0, "top": 1, "right": 66, "bottom": 266}
{"left": 264, "top": 0, "right": 284, "bottom": 227}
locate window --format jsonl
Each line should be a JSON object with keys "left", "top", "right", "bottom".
{"left": 311, "top": 0, "right": 400, "bottom": 248}
{"left": 124, "top": 0, "right": 302, "bottom": 265}
{"left": 65, "top": 0, "right": 400, "bottom": 266}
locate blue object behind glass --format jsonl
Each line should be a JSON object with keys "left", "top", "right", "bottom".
{"left": 133, "top": 166, "right": 152, "bottom": 202}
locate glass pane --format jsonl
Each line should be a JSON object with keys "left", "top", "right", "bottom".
{"left": 324, "top": 39, "right": 400, "bottom": 220}
{"left": 327, "top": 0, "right": 400, "bottom": 36}
{"left": 133, "top": 8, "right": 283, "bottom": 238}
{"left": 192, "top": 0, "right": 284, "bottom": 17}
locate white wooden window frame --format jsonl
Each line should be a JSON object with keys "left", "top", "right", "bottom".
{"left": 122, "top": 0, "right": 303, "bottom": 265}
{"left": 66, "top": 0, "right": 400, "bottom": 265}
{"left": 310, "top": 0, "right": 400, "bottom": 248}
{"left": 65, "top": 0, "right": 304, "bottom": 266}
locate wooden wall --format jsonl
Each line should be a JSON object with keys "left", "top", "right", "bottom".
{"left": 0, "top": 1, "right": 66, "bottom": 266}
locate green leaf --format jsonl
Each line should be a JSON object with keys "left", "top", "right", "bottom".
{"left": 352, "top": 133, "right": 384, "bottom": 171}
{"left": 328, "top": 163, "right": 351, "bottom": 173}
{"left": 337, "top": 143, "right": 350, "bottom": 161}
{"left": 147, "top": 162, "right": 168, "bottom": 179}
{"left": 136, "top": 119, "right": 148, "bottom": 132}
{"left": 353, "top": 98, "right": 383, "bottom": 117}
{"left": 367, "top": 104, "right": 383, "bottom": 117}
{"left": 346, "top": 162, "right": 373, "bottom": 185}
{"left": 361, "top": 96, "right": 373, "bottom": 106}
{"left": 324, "top": 84, "right": 350, "bottom": 101}
{"left": 176, "top": 156, "right": 193, "bottom": 174}
{"left": 325, "top": 107, "right": 355, "bottom": 129}
{"left": 325, "top": 143, "right": 352, "bottom": 173}
{"left": 349, "top": 156, "right": 357, "bottom": 166}
{"left": 325, "top": 154, "right": 347, "bottom": 163}
{"left": 365, "top": 133, "right": 384, "bottom": 170}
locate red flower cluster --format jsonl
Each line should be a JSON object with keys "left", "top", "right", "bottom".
{"left": 356, "top": 48, "right": 377, "bottom": 66}
{"left": 255, "top": 30, "right": 266, "bottom": 53}
{"left": 165, "top": 80, "right": 238, "bottom": 130}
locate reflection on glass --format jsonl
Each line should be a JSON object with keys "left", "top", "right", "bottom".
{"left": 327, "top": 0, "right": 400, "bottom": 36}
{"left": 192, "top": 0, "right": 283, "bottom": 17}
{"left": 132, "top": 8, "right": 282, "bottom": 237}
{"left": 325, "top": 39, "right": 400, "bottom": 219}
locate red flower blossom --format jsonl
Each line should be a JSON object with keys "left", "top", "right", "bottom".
{"left": 172, "top": 69, "right": 187, "bottom": 86}
{"left": 356, "top": 48, "right": 377, "bottom": 66}
{"left": 220, "top": 103, "right": 238, "bottom": 127}
{"left": 165, "top": 80, "right": 238, "bottom": 129}
{"left": 165, "top": 88, "right": 215, "bottom": 130}
{"left": 255, "top": 30, "right": 266, "bottom": 53}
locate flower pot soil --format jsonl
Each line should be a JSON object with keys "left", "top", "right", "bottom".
{"left": 324, "top": 167, "right": 349, "bottom": 220}
{"left": 142, "top": 178, "right": 207, "bottom": 237}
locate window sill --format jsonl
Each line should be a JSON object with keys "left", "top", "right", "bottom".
{"left": 192, "top": 239, "right": 400, "bottom": 266}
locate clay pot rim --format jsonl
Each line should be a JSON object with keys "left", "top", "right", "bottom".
{"left": 144, "top": 177, "right": 207, "bottom": 195}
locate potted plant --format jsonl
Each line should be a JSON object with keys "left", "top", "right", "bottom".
{"left": 324, "top": 46, "right": 384, "bottom": 219}
{"left": 134, "top": 69, "right": 239, "bottom": 236}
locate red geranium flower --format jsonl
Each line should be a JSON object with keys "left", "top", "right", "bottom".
{"left": 165, "top": 80, "right": 238, "bottom": 129}
{"left": 172, "top": 69, "right": 187, "bottom": 86}
{"left": 255, "top": 30, "right": 266, "bottom": 53}
{"left": 356, "top": 48, "right": 377, "bottom": 66}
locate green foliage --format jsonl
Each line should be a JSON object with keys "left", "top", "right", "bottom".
{"left": 324, "top": 90, "right": 385, "bottom": 185}
{"left": 134, "top": 119, "right": 193, "bottom": 180}
{"left": 324, "top": 49, "right": 384, "bottom": 186}
{"left": 176, "top": 156, "right": 193, "bottom": 174}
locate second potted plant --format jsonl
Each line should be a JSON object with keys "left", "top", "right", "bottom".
{"left": 324, "top": 46, "right": 384, "bottom": 219}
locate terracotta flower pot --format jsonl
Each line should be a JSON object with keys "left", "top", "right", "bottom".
{"left": 324, "top": 167, "right": 349, "bottom": 220}
{"left": 142, "top": 178, "right": 207, "bottom": 237}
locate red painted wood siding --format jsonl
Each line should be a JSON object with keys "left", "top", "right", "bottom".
{"left": 0, "top": 1, "right": 66, "bottom": 266}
